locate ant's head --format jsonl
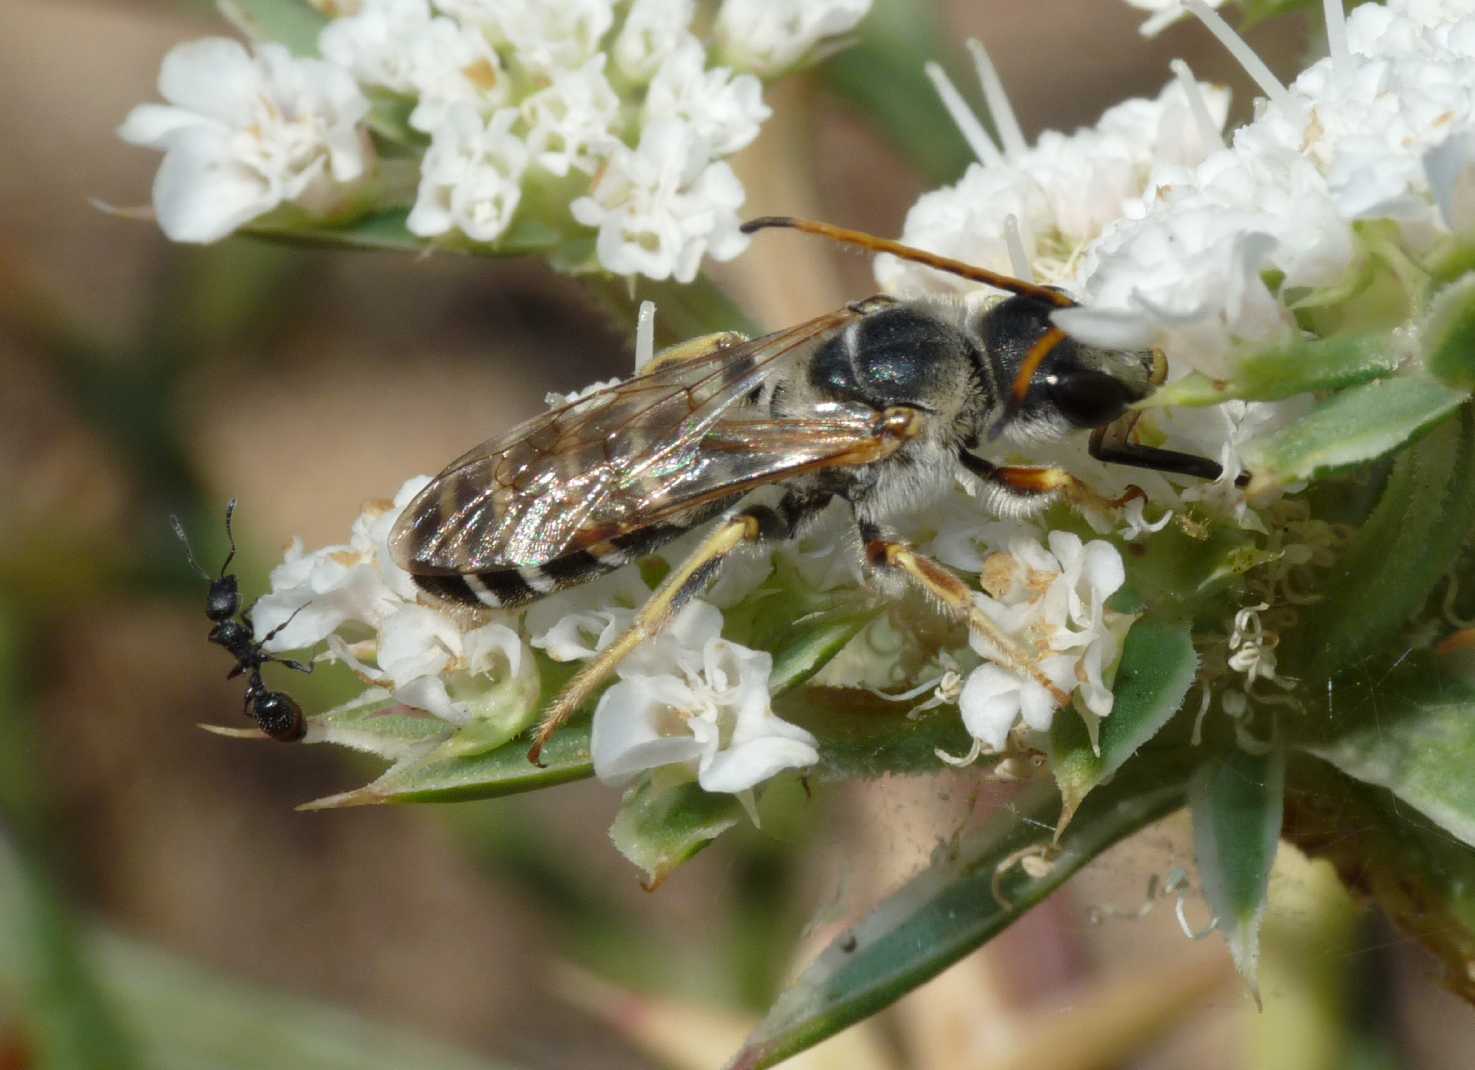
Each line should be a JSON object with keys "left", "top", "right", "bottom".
{"left": 205, "top": 575, "right": 240, "bottom": 622}
{"left": 172, "top": 499, "right": 243, "bottom": 622}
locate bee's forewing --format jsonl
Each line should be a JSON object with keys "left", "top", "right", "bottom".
{"left": 389, "top": 308, "right": 866, "bottom": 574}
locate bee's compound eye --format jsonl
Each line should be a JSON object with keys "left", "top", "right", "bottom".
{"left": 1047, "top": 369, "right": 1140, "bottom": 428}
{"left": 255, "top": 692, "right": 306, "bottom": 742}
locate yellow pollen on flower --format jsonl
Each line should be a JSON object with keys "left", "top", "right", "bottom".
{"left": 465, "top": 58, "right": 500, "bottom": 93}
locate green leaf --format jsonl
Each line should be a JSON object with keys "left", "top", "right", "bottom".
{"left": 726, "top": 760, "right": 1190, "bottom": 1070}
{"left": 1141, "top": 333, "right": 1398, "bottom": 408}
{"left": 1285, "top": 406, "right": 1475, "bottom": 679}
{"left": 1423, "top": 273, "right": 1475, "bottom": 392}
{"left": 1049, "top": 615, "right": 1197, "bottom": 830}
{"left": 817, "top": 0, "right": 973, "bottom": 185}
{"left": 1282, "top": 754, "right": 1475, "bottom": 1004}
{"left": 1296, "top": 655, "right": 1475, "bottom": 848}
{"left": 1189, "top": 744, "right": 1285, "bottom": 1002}
{"left": 1242, "top": 376, "right": 1466, "bottom": 495}
{"left": 245, "top": 208, "right": 427, "bottom": 252}
{"left": 218, "top": 0, "right": 327, "bottom": 56}
{"left": 610, "top": 777, "right": 745, "bottom": 890}
{"left": 301, "top": 717, "right": 592, "bottom": 808}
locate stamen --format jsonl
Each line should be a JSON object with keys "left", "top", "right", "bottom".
{"left": 634, "top": 299, "right": 655, "bottom": 372}
{"left": 1003, "top": 214, "right": 1034, "bottom": 282}
{"left": 1323, "top": 0, "right": 1349, "bottom": 78}
{"left": 924, "top": 61, "right": 1003, "bottom": 167}
{"left": 1169, "top": 59, "right": 1224, "bottom": 153}
{"left": 1182, "top": 0, "right": 1292, "bottom": 111}
{"left": 965, "top": 38, "right": 1027, "bottom": 161}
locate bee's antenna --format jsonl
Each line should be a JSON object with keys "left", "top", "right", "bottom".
{"left": 170, "top": 514, "right": 212, "bottom": 581}
{"left": 740, "top": 216, "right": 1073, "bottom": 308}
{"left": 221, "top": 497, "right": 239, "bottom": 578}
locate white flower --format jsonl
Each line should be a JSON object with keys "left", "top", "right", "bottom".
{"left": 1124, "top": 0, "right": 1227, "bottom": 37}
{"left": 590, "top": 601, "right": 819, "bottom": 792}
{"left": 520, "top": 55, "right": 621, "bottom": 177}
{"left": 644, "top": 38, "right": 770, "bottom": 156}
{"left": 570, "top": 117, "right": 748, "bottom": 281}
{"left": 439, "top": 0, "right": 616, "bottom": 75}
{"left": 253, "top": 476, "right": 429, "bottom": 650}
{"left": 408, "top": 105, "right": 529, "bottom": 242}
{"left": 118, "top": 38, "right": 370, "bottom": 242}
{"left": 526, "top": 566, "right": 653, "bottom": 661}
{"left": 1061, "top": 2, "right": 1475, "bottom": 375}
{"left": 614, "top": 0, "right": 696, "bottom": 82}
{"left": 959, "top": 657, "right": 1077, "bottom": 751}
{"left": 958, "top": 531, "right": 1130, "bottom": 749}
{"left": 714, "top": 0, "right": 870, "bottom": 76}
{"left": 876, "top": 77, "right": 1229, "bottom": 297}
{"left": 376, "top": 605, "right": 534, "bottom": 724}
{"left": 318, "top": 0, "right": 509, "bottom": 132}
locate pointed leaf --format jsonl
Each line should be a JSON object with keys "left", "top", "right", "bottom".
{"left": 1141, "top": 333, "right": 1397, "bottom": 408}
{"left": 1242, "top": 376, "right": 1465, "bottom": 495}
{"left": 301, "top": 716, "right": 591, "bottom": 809}
{"left": 727, "top": 761, "right": 1190, "bottom": 1070}
{"left": 1296, "top": 656, "right": 1475, "bottom": 848}
{"left": 610, "top": 778, "right": 744, "bottom": 890}
{"left": 1050, "top": 615, "right": 1198, "bottom": 830}
{"left": 1286, "top": 407, "right": 1475, "bottom": 679}
{"left": 1424, "top": 273, "right": 1475, "bottom": 392}
{"left": 218, "top": 0, "right": 327, "bottom": 56}
{"left": 1189, "top": 745, "right": 1285, "bottom": 1002}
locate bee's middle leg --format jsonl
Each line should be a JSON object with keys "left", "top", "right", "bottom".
{"left": 527, "top": 493, "right": 822, "bottom": 765}
{"left": 858, "top": 524, "right": 1071, "bottom": 706}
{"left": 959, "top": 451, "right": 1146, "bottom": 516}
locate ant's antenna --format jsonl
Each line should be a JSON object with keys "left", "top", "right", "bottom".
{"left": 221, "top": 498, "right": 239, "bottom": 577}
{"left": 740, "top": 216, "right": 1074, "bottom": 307}
{"left": 170, "top": 514, "right": 211, "bottom": 581}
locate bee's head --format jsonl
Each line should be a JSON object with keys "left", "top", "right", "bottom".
{"left": 970, "top": 294, "right": 1157, "bottom": 443}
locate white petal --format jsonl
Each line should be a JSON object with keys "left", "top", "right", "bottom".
{"left": 157, "top": 38, "right": 262, "bottom": 125}
{"left": 958, "top": 664, "right": 1023, "bottom": 750}
{"left": 591, "top": 679, "right": 706, "bottom": 786}
{"left": 149, "top": 125, "right": 278, "bottom": 242}
{"left": 699, "top": 734, "right": 818, "bottom": 793}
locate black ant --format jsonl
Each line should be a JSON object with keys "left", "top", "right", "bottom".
{"left": 171, "top": 499, "right": 312, "bottom": 742}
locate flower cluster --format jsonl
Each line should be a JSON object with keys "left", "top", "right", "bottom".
{"left": 119, "top": 0, "right": 870, "bottom": 281}
{"left": 1060, "top": 0, "right": 1475, "bottom": 376}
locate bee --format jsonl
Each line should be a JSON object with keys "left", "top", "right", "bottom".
{"left": 389, "top": 217, "right": 1224, "bottom": 764}
{"left": 172, "top": 500, "right": 313, "bottom": 742}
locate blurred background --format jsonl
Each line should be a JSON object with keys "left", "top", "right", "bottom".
{"left": 3, "top": 1, "right": 1474, "bottom": 1067}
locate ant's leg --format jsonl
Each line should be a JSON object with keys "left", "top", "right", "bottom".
{"left": 528, "top": 495, "right": 823, "bottom": 765}
{"left": 858, "top": 525, "right": 1071, "bottom": 707}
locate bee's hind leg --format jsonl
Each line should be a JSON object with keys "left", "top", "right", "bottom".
{"left": 526, "top": 495, "right": 820, "bottom": 766}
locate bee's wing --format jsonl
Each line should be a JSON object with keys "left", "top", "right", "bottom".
{"left": 390, "top": 307, "right": 868, "bottom": 574}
